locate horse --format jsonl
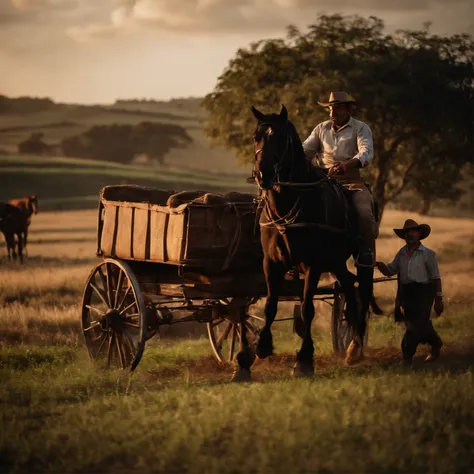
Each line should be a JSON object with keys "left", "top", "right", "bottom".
{"left": 8, "top": 195, "right": 38, "bottom": 255}
{"left": 231, "top": 105, "right": 375, "bottom": 381}
{"left": 0, "top": 203, "right": 28, "bottom": 263}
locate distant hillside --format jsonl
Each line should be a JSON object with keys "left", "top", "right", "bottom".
{"left": 0, "top": 95, "right": 249, "bottom": 175}
{"left": 0, "top": 154, "right": 255, "bottom": 211}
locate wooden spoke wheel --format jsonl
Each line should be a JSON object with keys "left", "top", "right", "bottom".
{"left": 81, "top": 258, "right": 147, "bottom": 371}
{"left": 207, "top": 298, "right": 264, "bottom": 363}
{"left": 331, "top": 284, "right": 369, "bottom": 353}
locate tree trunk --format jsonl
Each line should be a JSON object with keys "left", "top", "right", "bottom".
{"left": 377, "top": 199, "right": 387, "bottom": 224}
{"left": 373, "top": 152, "right": 389, "bottom": 225}
{"left": 420, "top": 198, "right": 431, "bottom": 215}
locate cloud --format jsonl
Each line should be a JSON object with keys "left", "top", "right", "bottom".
{"left": 64, "top": 0, "right": 473, "bottom": 43}
{"left": 2, "top": 0, "right": 472, "bottom": 48}
{"left": 10, "top": 0, "right": 80, "bottom": 13}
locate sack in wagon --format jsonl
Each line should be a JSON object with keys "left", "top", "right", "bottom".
{"left": 223, "top": 191, "right": 255, "bottom": 203}
{"left": 101, "top": 185, "right": 175, "bottom": 206}
{"left": 166, "top": 190, "right": 208, "bottom": 208}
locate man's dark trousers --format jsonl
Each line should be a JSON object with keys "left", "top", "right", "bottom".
{"left": 400, "top": 282, "right": 443, "bottom": 361}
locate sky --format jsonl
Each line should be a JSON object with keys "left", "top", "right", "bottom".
{"left": 1, "top": 0, "right": 473, "bottom": 104}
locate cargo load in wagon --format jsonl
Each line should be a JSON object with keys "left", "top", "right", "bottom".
{"left": 97, "top": 185, "right": 262, "bottom": 271}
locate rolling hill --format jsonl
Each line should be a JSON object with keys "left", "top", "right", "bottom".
{"left": 0, "top": 96, "right": 249, "bottom": 175}
{"left": 0, "top": 154, "right": 255, "bottom": 211}
{"left": 0, "top": 96, "right": 257, "bottom": 210}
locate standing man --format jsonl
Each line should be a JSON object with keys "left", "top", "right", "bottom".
{"left": 302, "top": 91, "right": 377, "bottom": 267}
{"left": 377, "top": 219, "right": 444, "bottom": 365}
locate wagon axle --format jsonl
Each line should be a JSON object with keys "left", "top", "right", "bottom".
{"left": 102, "top": 308, "right": 125, "bottom": 332}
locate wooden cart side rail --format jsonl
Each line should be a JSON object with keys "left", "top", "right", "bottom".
{"left": 99, "top": 200, "right": 185, "bottom": 264}
{"left": 99, "top": 198, "right": 255, "bottom": 214}
{"left": 98, "top": 198, "right": 259, "bottom": 268}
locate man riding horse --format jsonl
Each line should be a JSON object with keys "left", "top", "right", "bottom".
{"left": 302, "top": 91, "right": 378, "bottom": 267}
{"left": 231, "top": 99, "right": 378, "bottom": 381}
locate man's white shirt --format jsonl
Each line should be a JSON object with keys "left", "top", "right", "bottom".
{"left": 302, "top": 117, "right": 374, "bottom": 169}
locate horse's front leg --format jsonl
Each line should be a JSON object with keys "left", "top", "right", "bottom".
{"left": 256, "top": 257, "right": 285, "bottom": 359}
{"left": 335, "top": 267, "right": 364, "bottom": 365}
{"left": 232, "top": 305, "right": 256, "bottom": 382}
{"left": 293, "top": 268, "right": 320, "bottom": 377}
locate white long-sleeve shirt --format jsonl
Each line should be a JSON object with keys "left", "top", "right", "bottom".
{"left": 387, "top": 244, "right": 441, "bottom": 285}
{"left": 302, "top": 117, "right": 374, "bottom": 168}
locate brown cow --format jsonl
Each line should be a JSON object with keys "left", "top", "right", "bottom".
{"left": 8, "top": 195, "right": 38, "bottom": 255}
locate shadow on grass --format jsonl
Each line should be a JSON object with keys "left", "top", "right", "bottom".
{"left": 30, "top": 227, "right": 96, "bottom": 235}
{"left": 28, "top": 237, "right": 96, "bottom": 245}
{"left": 0, "top": 346, "right": 77, "bottom": 371}
{"left": 1, "top": 319, "right": 83, "bottom": 347}
{"left": 0, "top": 255, "right": 98, "bottom": 269}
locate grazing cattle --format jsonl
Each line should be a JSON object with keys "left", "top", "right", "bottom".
{"left": 0, "top": 203, "right": 28, "bottom": 263}
{"left": 8, "top": 195, "right": 38, "bottom": 254}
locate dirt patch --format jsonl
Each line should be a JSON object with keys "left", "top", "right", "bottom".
{"left": 144, "top": 344, "right": 474, "bottom": 384}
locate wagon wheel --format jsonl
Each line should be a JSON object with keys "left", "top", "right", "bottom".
{"left": 207, "top": 298, "right": 264, "bottom": 363}
{"left": 331, "top": 283, "right": 369, "bottom": 353}
{"left": 81, "top": 258, "right": 147, "bottom": 371}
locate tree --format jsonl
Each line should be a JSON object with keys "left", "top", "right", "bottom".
{"left": 404, "top": 135, "right": 465, "bottom": 215}
{"left": 18, "top": 132, "right": 52, "bottom": 155}
{"left": 61, "top": 122, "right": 193, "bottom": 165}
{"left": 202, "top": 14, "right": 474, "bottom": 219}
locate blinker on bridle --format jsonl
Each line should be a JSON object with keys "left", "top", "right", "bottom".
{"left": 253, "top": 122, "right": 290, "bottom": 187}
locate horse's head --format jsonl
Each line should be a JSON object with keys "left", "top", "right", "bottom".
{"left": 251, "top": 105, "right": 289, "bottom": 190}
{"left": 28, "top": 195, "right": 38, "bottom": 215}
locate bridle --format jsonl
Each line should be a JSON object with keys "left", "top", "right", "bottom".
{"left": 253, "top": 121, "right": 292, "bottom": 190}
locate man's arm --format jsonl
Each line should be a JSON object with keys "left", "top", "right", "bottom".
{"left": 377, "top": 251, "right": 400, "bottom": 277}
{"left": 353, "top": 123, "right": 374, "bottom": 168}
{"left": 302, "top": 125, "right": 321, "bottom": 160}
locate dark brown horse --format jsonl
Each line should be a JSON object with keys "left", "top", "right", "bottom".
{"left": 232, "top": 105, "right": 374, "bottom": 381}
{"left": 8, "top": 195, "right": 38, "bottom": 255}
{"left": 0, "top": 203, "right": 28, "bottom": 263}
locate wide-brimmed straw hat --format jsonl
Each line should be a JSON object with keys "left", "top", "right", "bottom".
{"left": 317, "top": 91, "right": 356, "bottom": 107}
{"left": 394, "top": 219, "right": 431, "bottom": 240}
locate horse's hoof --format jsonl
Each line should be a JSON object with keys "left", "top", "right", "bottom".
{"left": 256, "top": 332, "right": 273, "bottom": 359}
{"left": 231, "top": 368, "right": 252, "bottom": 383}
{"left": 292, "top": 360, "right": 314, "bottom": 378}
{"left": 236, "top": 348, "right": 256, "bottom": 368}
{"left": 345, "top": 337, "right": 364, "bottom": 365}
{"left": 256, "top": 345, "right": 273, "bottom": 360}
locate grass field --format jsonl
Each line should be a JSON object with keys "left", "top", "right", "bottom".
{"left": 0, "top": 208, "right": 473, "bottom": 472}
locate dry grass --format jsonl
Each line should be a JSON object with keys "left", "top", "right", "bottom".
{"left": 0, "top": 208, "right": 473, "bottom": 347}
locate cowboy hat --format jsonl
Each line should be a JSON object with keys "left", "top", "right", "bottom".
{"left": 317, "top": 91, "right": 356, "bottom": 107}
{"left": 394, "top": 219, "right": 431, "bottom": 240}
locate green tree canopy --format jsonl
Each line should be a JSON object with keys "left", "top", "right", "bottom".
{"left": 61, "top": 122, "right": 192, "bottom": 165}
{"left": 202, "top": 14, "right": 474, "bottom": 217}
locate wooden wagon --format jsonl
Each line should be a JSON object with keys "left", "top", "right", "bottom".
{"left": 81, "top": 185, "right": 390, "bottom": 371}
